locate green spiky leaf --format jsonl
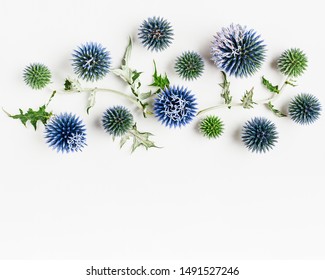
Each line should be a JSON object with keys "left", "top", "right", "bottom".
{"left": 149, "top": 60, "right": 170, "bottom": 91}
{"left": 267, "top": 102, "right": 287, "bottom": 117}
{"left": 64, "top": 78, "right": 81, "bottom": 91}
{"left": 132, "top": 71, "right": 142, "bottom": 83}
{"left": 111, "top": 37, "right": 152, "bottom": 117}
{"left": 241, "top": 88, "right": 256, "bottom": 109}
{"left": 5, "top": 105, "right": 52, "bottom": 130}
{"left": 262, "top": 76, "right": 280, "bottom": 94}
{"left": 111, "top": 37, "right": 133, "bottom": 84}
{"left": 219, "top": 71, "right": 232, "bottom": 108}
{"left": 120, "top": 124, "right": 159, "bottom": 152}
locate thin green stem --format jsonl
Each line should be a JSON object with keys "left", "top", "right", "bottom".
{"left": 47, "top": 85, "right": 143, "bottom": 110}
{"left": 83, "top": 87, "right": 142, "bottom": 109}
{"left": 45, "top": 90, "right": 57, "bottom": 107}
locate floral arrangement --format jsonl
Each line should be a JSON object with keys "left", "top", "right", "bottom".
{"left": 4, "top": 17, "right": 322, "bottom": 153}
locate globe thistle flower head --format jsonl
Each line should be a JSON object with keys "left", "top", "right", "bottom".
{"left": 211, "top": 24, "right": 266, "bottom": 78}
{"left": 72, "top": 42, "right": 111, "bottom": 82}
{"left": 102, "top": 106, "right": 134, "bottom": 137}
{"left": 44, "top": 113, "right": 86, "bottom": 153}
{"left": 23, "top": 63, "right": 51, "bottom": 90}
{"left": 278, "top": 48, "right": 308, "bottom": 78}
{"left": 200, "top": 115, "right": 224, "bottom": 139}
{"left": 138, "top": 16, "right": 174, "bottom": 52}
{"left": 242, "top": 117, "right": 278, "bottom": 153}
{"left": 175, "top": 51, "right": 204, "bottom": 80}
{"left": 154, "top": 86, "right": 197, "bottom": 128}
{"left": 288, "top": 94, "right": 321, "bottom": 125}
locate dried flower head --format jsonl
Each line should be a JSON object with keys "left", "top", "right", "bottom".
{"left": 102, "top": 106, "right": 134, "bottom": 137}
{"left": 242, "top": 117, "right": 278, "bottom": 153}
{"left": 278, "top": 48, "right": 307, "bottom": 78}
{"left": 44, "top": 113, "right": 86, "bottom": 153}
{"left": 288, "top": 94, "right": 321, "bottom": 125}
{"left": 200, "top": 115, "right": 224, "bottom": 139}
{"left": 211, "top": 24, "right": 266, "bottom": 78}
{"left": 72, "top": 42, "right": 111, "bottom": 82}
{"left": 23, "top": 63, "right": 51, "bottom": 90}
{"left": 154, "top": 86, "right": 197, "bottom": 128}
{"left": 175, "top": 51, "right": 204, "bottom": 80}
{"left": 138, "top": 16, "right": 174, "bottom": 52}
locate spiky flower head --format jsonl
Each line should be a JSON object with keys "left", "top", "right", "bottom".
{"left": 44, "top": 113, "right": 86, "bottom": 153}
{"left": 175, "top": 51, "right": 204, "bottom": 80}
{"left": 278, "top": 48, "right": 308, "bottom": 78}
{"left": 138, "top": 16, "right": 174, "bottom": 52}
{"left": 288, "top": 94, "right": 321, "bottom": 125}
{"left": 211, "top": 24, "right": 266, "bottom": 78}
{"left": 200, "top": 115, "right": 224, "bottom": 139}
{"left": 23, "top": 63, "right": 51, "bottom": 90}
{"left": 242, "top": 117, "right": 278, "bottom": 153}
{"left": 102, "top": 106, "right": 134, "bottom": 137}
{"left": 154, "top": 86, "right": 197, "bottom": 128}
{"left": 72, "top": 42, "right": 111, "bottom": 82}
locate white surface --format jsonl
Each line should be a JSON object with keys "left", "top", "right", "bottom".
{"left": 0, "top": 0, "right": 324, "bottom": 259}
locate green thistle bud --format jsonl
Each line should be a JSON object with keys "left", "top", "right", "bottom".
{"left": 278, "top": 48, "right": 308, "bottom": 78}
{"left": 23, "top": 63, "right": 52, "bottom": 90}
{"left": 102, "top": 106, "right": 134, "bottom": 137}
{"left": 175, "top": 51, "right": 204, "bottom": 80}
{"left": 200, "top": 115, "right": 224, "bottom": 139}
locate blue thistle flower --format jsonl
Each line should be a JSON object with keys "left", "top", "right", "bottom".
{"left": 154, "top": 86, "right": 197, "bottom": 128}
{"left": 72, "top": 42, "right": 111, "bottom": 82}
{"left": 288, "top": 94, "right": 321, "bottom": 125}
{"left": 102, "top": 106, "right": 134, "bottom": 137}
{"left": 138, "top": 16, "right": 174, "bottom": 52}
{"left": 242, "top": 117, "right": 278, "bottom": 153}
{"left": 44, "top": 113, "right": 86, "bottom": 153}
{"left": 211, "top": 24, "right": 266, "bottom": 78}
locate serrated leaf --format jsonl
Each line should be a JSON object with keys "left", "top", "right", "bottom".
{"left": 262, "top": 76, "right": 280, "bottom": 94}
{"left": 111, "top": 67, "right": 133, "bottom": 84}
{"left": 219, "top": 71, "right": 232, "bottom": 108}
{"left": 5, "top": 105, "right": 52, "bottom": 130}
{"left": 86, "top": 89, "right": 96, "bottom": 114}
{"left": 111, "top": 37, "right": 134, "bottom": 84}
{"left": 139, "top": 91, "right": 152, "bottom": 100}
{"left": 120, "top": 124, "right": 160, "bottom": 152}
{"left": 64, "top": 78, "right": 81, "bottom": 91}
{"left": 241, "top": 88, "right": 256, "bottom": 109}
{"left": 267, "top": 102, "right": 287, "bottom": 117}
{"left": 149, "top": 60, "right": 170, "bottom": 90}
{"left": 132, "top": 71, "right": 142, "bottom": 83}
{"left": 120, "top": 134, "right": 131, "bottom": 148}
{"left": 64, "top": 79, "right": 73, "bottom": 90}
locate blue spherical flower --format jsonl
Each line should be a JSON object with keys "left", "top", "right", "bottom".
{"left": 288, "top": 94, "right": 321, "bottom": 125}
{"left": 242, "top": 117, "right": 278, "bottom": 153}
{"left": 154, "top": 86, "right": 197, "bottom": 128}
{"left": 138, "top": 16, "right": 174, "bottom": 52}
{"left": 211, "top": 24, "right": 266, "bottom": 78}
{"left": 72, "top": 42, "right": 111, "bottom": 82}
{"left": 44, "top": 113, "right": 86, "bottom": 153}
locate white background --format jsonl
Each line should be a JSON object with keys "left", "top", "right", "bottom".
{"left": 0, "top": 0, "right": 324, "bottom": 260}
